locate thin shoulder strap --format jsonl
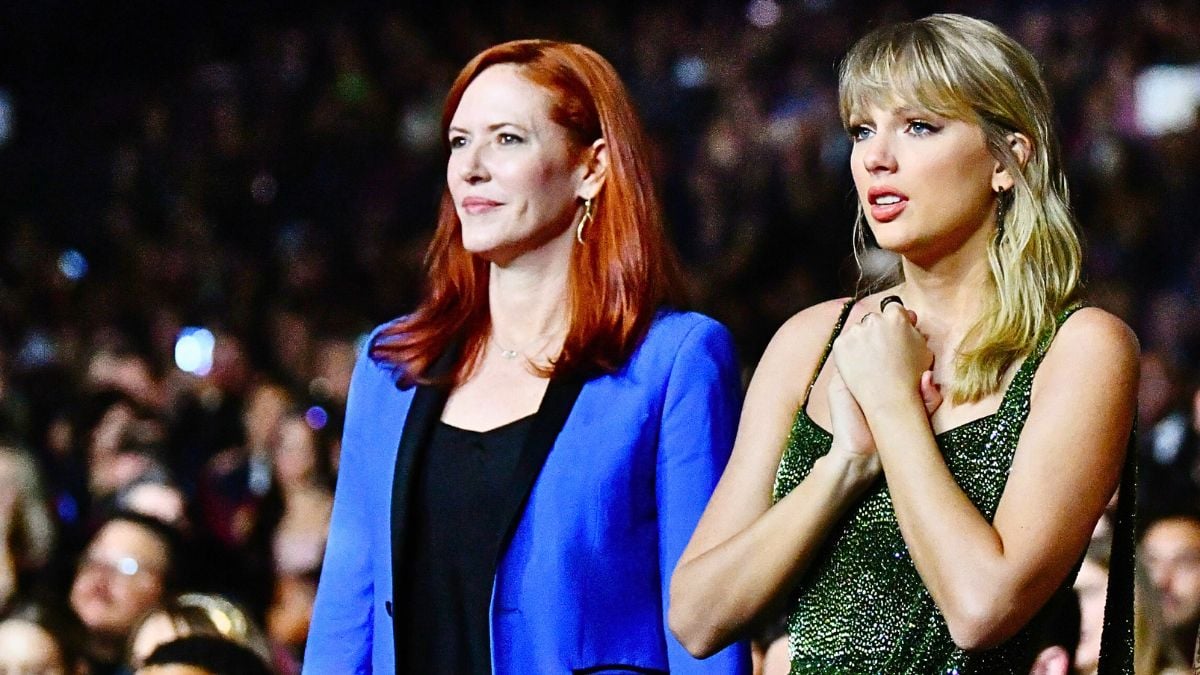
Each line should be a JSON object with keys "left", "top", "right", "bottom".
{"left": 1023, "top": 304, "right": 1086, "bottom": 372}
{"left": 1097, "top": 438, "right": 1135, "bottom": 674}
{"left": 800, "top": 299, "right": 856, "bottom": 409}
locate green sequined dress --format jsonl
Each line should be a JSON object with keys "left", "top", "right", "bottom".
{"left": 771, "top": 301, "right": 1101, "bottom": 674}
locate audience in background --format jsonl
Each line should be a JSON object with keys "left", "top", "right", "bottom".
{"left": 1073, "top": 538, "right": 1111, "bottom": 674}
{"left": 127, "top": 592, "right": 282, "bottom": 672}
{"left": 1142, "top": 513, "right": 1200, "bottom": 671}
{"left": 0, "top": 599, "right": 89, "bottom": 675}
{"left": 0, "top": 443, "right": 56, "bottom": 611}
{"left": 0, "top": 0, "right": 1198, "bottom": 671}
{"left": 69, "top": 512, "right": 177, "bottom": 673}
{"left": 136, "top": 635, "right": 273, "bottom": 675}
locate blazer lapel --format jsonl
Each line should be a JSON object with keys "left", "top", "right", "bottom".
{"left": 390, "top": 346, "right": 457, "bottom": 657}
{"left": 491, "top": 375, "right": 585, "bottom": 557}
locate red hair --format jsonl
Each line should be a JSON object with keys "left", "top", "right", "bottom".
{"left": 373, "top": 40, "right": 686, "bottom": 385}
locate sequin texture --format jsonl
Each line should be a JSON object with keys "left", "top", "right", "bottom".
{"left": 772, "top": 303, "right": 1082, "bottom": 674}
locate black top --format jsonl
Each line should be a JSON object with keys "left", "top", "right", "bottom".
{"left": 398, "top": 415, "right": 535, "bottom": 675}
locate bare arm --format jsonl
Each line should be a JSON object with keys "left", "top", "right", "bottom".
{"left": 834, "top": 306, "right": 1137, "bottom": 649}
{"left": 669, "top": 300, "right": 933, "bottom": 657}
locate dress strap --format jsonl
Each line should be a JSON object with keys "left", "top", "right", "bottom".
{"left": 800, "top": 299, "right": 856, "bottom": 409}
{"left": 1017, "top": 303, "right": 1085, "bottom": 375}
{"left": 1098, "top": 435, "right": 1135, "bottom": 674}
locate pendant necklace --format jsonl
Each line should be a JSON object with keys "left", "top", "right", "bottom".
{"left": 491, "top": 329, "right": 559, "bottom": 361}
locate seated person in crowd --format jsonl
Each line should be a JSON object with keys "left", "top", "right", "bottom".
{"left": 70, "top": 511, "right": 180, "bottom": 674}
{"left": 127, "top": 592, "right": 281, "bottom": 673}
{"left": 1142, "top": 512, "right": 1200, "bottom": 670}
{"left": 0, "top": 598, "right": 89, "bottom": 675}
{"left": 1026, "top": 589, "right": 1080, "bottom": 675}
{"left": 136, "top": 635, "right": 272, "bottom": 675}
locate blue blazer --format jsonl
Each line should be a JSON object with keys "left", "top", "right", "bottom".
{"left": 304, "top": 310, "right": 749, "bottom": 673}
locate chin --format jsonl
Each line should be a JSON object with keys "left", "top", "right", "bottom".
{"left": 459, "top": 229, "right": 504, "bottom": 254}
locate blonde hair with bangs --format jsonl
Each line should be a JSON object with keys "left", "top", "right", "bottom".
{"left": 839, "top": 13, "right": 1081, "bottom": 403}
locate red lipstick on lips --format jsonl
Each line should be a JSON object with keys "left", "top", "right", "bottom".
{"left": 867, "top": 186, "right": 908, "bottom": 222}
{"left": 461, "top": 196, "right": 502, "bottom": 215}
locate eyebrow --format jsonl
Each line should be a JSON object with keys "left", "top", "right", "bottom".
{"left": 847, "top": 104, "right": 940, "bottom": 125}
{"left": 893, "top": 104, "right": 943, "bottom": 119}
{"left": 447, "top": 122, "right": 529, "bottom": 135}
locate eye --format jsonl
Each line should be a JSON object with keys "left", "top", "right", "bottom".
{"left": 906, "top": 120, "right": 940, "bottom": 136}
{"left": 448, "top": 135, "right": 468, "bottom": 150}
{"left": 847, "top": 125, "right": 874, "bottom": 142}
{"left": 497, "top": 132, "right": 523, "bottom": 145}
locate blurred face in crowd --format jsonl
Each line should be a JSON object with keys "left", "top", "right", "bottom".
{"left": 848, "top": 102, "right": 1005, "bottom": 264}
{"left": 1143, "top": 517, "right": 1200, "bottom": 632}
{"left": 447, "top": 64, "right": 590, "bottom": 265}
{"left": 70, "top": 520, "right": 169, "bottom": 640}
{"left": 274, "top": 416, "right": 318, "bottom": 486}
{"left": 314, "top": 338, "right": 355, "bottom": 405}
{"left": 243, "top": 383, "right": 290, "bottom": 452}
{"left": 0, "top": 618, "right": 69, "bottom": 675}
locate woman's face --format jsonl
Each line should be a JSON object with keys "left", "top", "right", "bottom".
{"left": 0, "top": 619, "right": 69, "bottom": 675}
{"left": 274, "top": 417, "right": 317, "bottom": 485}
{"left": 848, "top": 102, "right": 1003, "bottom": 265}
{"left": 446, "top": 64, "right": 587, "bottom": 264}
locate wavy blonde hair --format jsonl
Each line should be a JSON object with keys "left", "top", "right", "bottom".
{"left": 839, "top": 13, "right": 1081, "bottom": 403}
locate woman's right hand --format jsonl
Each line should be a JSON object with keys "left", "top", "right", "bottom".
{"left": 827, "top": 307, "right": 943, "bottom": 481}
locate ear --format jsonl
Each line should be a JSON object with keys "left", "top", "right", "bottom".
{"left": 992, "top": 132, "right": 1032, "bottom": 193}
{"left": 576, "top": 138, "right": 609, "bottom": 201}
{"left": 1028, "top": 645, "right": 1070, "bottom": 675}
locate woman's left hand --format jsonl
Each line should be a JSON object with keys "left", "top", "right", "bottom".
{"left": 831, "top": 302, "right": 933, "bottom": 415}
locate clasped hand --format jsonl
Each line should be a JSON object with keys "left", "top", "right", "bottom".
{"left": 825, "top": 302, "right": 941, "bottom": 475}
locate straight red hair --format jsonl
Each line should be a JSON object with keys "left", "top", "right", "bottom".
{"left": 373, "top": 40, "right": 686, "bottom": 385}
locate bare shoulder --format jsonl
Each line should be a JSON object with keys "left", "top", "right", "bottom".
{"left": 747, "top": 298, "right": 852, "bottom": 407}
{"left": 1046, "top": 307, "right": 1139, "bottom": 370}
{"left": 1035, "top": 306, "right": 1139, "bottom": 399}
{"left": 763, "top": 298, "right": 854, "bottom": 365}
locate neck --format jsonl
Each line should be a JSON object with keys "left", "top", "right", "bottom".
{"left": 488, "top": 238, "right": 572, "bottom": 351}
{"left": 88, "top": 632, "right": 123, "bottom": 664}
{"left": 894, "top": 232, "right": 994, "bottom": 349}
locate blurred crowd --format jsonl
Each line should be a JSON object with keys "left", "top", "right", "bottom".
{"left": 1, "top": 0, "right": 1200, "bottom": 672}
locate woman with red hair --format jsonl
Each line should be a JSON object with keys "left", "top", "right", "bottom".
{"left": 305, "top": 40, "right": 749, "bottom": 674}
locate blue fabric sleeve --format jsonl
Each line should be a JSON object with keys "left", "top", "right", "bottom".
{"left": 656, "top": 317, "right": 752, "bottom": 673}
{"left": 303, "top": 336, "right": 387, "bottom": 674}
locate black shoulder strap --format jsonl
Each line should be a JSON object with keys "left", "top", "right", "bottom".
{"left": 1097, "top": 427, "right": 1136, "bottom": 674}
{"left": 800, "top": 299, "right": 856, "bottom": 409}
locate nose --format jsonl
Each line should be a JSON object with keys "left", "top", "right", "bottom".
{"left": 861, "top": 133, "right": 897, "bottom": 175}
{"left": 1149, "top": 562, "right": 1173, "bottom": 592}
{"left": 453, "top": 142, "right": 489, "bottom": 185}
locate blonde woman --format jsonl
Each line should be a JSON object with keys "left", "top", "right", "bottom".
{"left": 670, "top": 14, "right": 1136, "bottom": 673}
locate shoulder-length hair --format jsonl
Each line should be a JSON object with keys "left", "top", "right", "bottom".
{"left": 839, "top": 13, "right": 1082, "bottom": 403}
{"left": 373, "top": 39, "right": 685, "bottom": 386}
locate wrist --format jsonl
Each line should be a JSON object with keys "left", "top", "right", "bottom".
{"left": 861, "top": 388, "right": 925, "bottom": 425}
{"left": 816, "top": 452, "right": 879, "bottom": 496}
